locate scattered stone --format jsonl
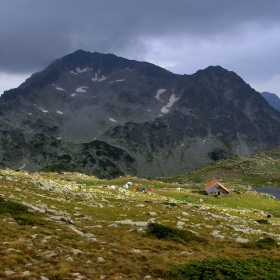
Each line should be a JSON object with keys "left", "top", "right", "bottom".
{"left": 7, "top": 248, "right": 20, "bottom": 252}
{"left": 66, "top": 257, "right": 74, "bottom": 261}
{"left": 131, "top": 249, "right": 141, "bottom": 253}
{"left": 89, "top": 237, "right": 98, "bottom": 242}
{"left": 86, "top": 260, "right": 93, "bottom": 264}
{"left": 108, "top": 223, "right": 118, "bottom": 228}
{"left": 210, "top": 230, "right": 225, "bottom": 239}
{"left": 72, "top": 249, "right": 83, "bottom": 255}
{"left": 22, "top": 271, "right": 30, "bottom": 276}
{"left": 132, "top": 227, "right": 144, "bottom": 233}
{"left": 44, "top": 251, "right": 56, "bottom": 258}
{"left": 149, "top": 212, "right": 157, "bottom": 216}
{"left": 181, "top": 251, "right": 195, "bottom": 256}
{"left": 5, "top": 271, "right": 15, "bottom": 276}
{"left": 97, "top": 257, "right": 105, "bottom": 263}
{"left": 235, "top": 237, "right": 249, "bottom": 243}
{"left": 40, "top": 276, "right": 50, "bottom": 280}
{"left": 136, "top": 204, "right": 146, "bottom": 208}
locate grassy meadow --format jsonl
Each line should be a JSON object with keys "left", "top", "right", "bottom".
{"left": 1, "top": 148, "right": 280, "bottom": 279}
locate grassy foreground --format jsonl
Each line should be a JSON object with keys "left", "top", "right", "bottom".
{"left": 1, "top": 167, "right": 280, "bottom": 279}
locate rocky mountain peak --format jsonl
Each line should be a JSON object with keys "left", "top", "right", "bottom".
{"left": 1, "top": 50, "right": 280, "bottom": 178}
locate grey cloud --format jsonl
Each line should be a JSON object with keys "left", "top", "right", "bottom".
{"left": 1, "top": 0, "right": 280, "bottom": 95}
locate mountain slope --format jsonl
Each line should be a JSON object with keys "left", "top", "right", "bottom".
{"left": 1, "top": 50, "right": 280, "bottom": 177}
{"left": 261, "top": 91, "right": 280, "bottom": 112}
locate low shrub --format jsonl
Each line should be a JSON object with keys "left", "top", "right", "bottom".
{"left": 146, "top": 223, "right": 205, "bottom": 244}
{"left": 256, "top": 219, "right": 269, "bottom": 224}
{"left": 13, "top": 214, "right": 45, "bottom": 226}
{"left": 168, "top": 257, "right": 280, "bottom": 280}
{"left": 243, "top": 237, "right": 278, "bottom": 250}
{"left": 0, "top": 198, "right": 45, "bottom": 225}
{"left": 0, "top": 197, "right": 29, "bottom": 214}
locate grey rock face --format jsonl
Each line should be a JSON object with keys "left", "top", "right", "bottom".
{"left": 1, "top": 50, "right": 280, "bottom": 178}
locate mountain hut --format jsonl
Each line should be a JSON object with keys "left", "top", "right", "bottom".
{"left": 204, "top": 179, "right": 230, "bottom": 197}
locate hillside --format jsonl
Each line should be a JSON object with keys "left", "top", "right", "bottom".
{"left": 1, "top": 168, "right": 280, "bottom": 279}
{"left": 159, "top": 146, "right": 280, "bottom": 187}
{"left": 1, "top": 50, "right": 280, "bottom": 178}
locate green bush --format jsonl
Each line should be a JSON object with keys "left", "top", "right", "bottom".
{"left": 243, "top": 237, "right": 278, "bottom": 250}
{"left": 13, "top": 214, "right": 45, "bottom": 226}
{"left": 168, "top": 257, "right": 280, "bottom": 280}
{"left": 0, "top": 198, "right": 45, "bottom": 226}
{"left": 146, "top": 223, "right": 204, "bottom": 244}
{"left": 0, "top": 197, "right": 29, "bottom": 214}
{"left": 256, "top": 219, "right": 269, "bottom": 224}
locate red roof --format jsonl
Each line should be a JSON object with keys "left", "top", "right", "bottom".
{"left": 204, "top": 179, "right": 230, "bottom": 194}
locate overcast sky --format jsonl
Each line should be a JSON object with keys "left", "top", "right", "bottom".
{"left": 1, "top": 0, "right": 280, "bottom": 96}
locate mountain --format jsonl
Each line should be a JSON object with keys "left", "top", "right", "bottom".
{"left": 1, "top": 50, "right": 280, "bottom": 178}
{"left": 261, "top": 91, "right": 280, "bottom": 112}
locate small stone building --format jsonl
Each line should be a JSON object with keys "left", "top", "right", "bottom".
{"left": 204, "top": 179, "right": 230, "bottom": 197}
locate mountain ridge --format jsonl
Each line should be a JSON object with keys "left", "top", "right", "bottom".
{"left": 261, "top": 91, "right": 280, "bottom": 112}
{"left": 1, "top": 50, "right": 280, "bottom": 178}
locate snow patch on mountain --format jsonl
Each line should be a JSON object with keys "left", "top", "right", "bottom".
{"left": 98, "top": 75, "right": 107, "bottom": 82}
{"left": 161, "top": 92, "right": 179, "bottom": 113}
{"left": 56, "top": 110, "right": 63, "bottom": 114}
{"left": 92, "top": 73, "right": 98, "bottom": 81}
{"left": 71, "top": 93, "right": 76, "bottom": 97}
{"left": 56, "top": 87, "right": 65, "bottom": 91}
{"left": 109, "top": 118, "right": 117, "bottom": 122}
{"left": 155, "top": 89, "right": 166, "bottom": 101}
{"left": 92, "top": 73, "right": 107, "bottom": 82}
{"left": 70, "top": 67, "right": 93, "bottom": 75}
{"left": 116, "top": 79, "right": 124, "bottom": 82}
{"left": 75, "top": 86, "right": 88, "bottom": 93}
{"left": 39, "top": 108, "right": 49, "bottom": 113}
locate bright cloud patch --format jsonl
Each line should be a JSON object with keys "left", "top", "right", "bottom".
{"left": 109, "top": 118, "right": 117, "bottom": 122}
{"left": 161, "top": 92, "right": 179, "bottom": 113}
{"left": 56, "top": 110, "right": 63, "bottom": 114}
{"left": 155, "top": 89, "right": 166, "bottom": 101}
{"left": 75, "top": 86, "right": 88, "bottom": 92}
{"left": 70, "top": 67, "right": 92, "bottom": 75}
{"left": 56, "top": 87, "right": 65, "bottom": 91}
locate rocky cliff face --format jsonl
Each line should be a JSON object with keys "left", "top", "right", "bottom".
{"left": 1, "top": 50, "right": 280, "bottom": 177}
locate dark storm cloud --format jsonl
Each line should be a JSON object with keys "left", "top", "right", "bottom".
{"left": 1, "top": 0, "right": 280, "bottom": 93}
